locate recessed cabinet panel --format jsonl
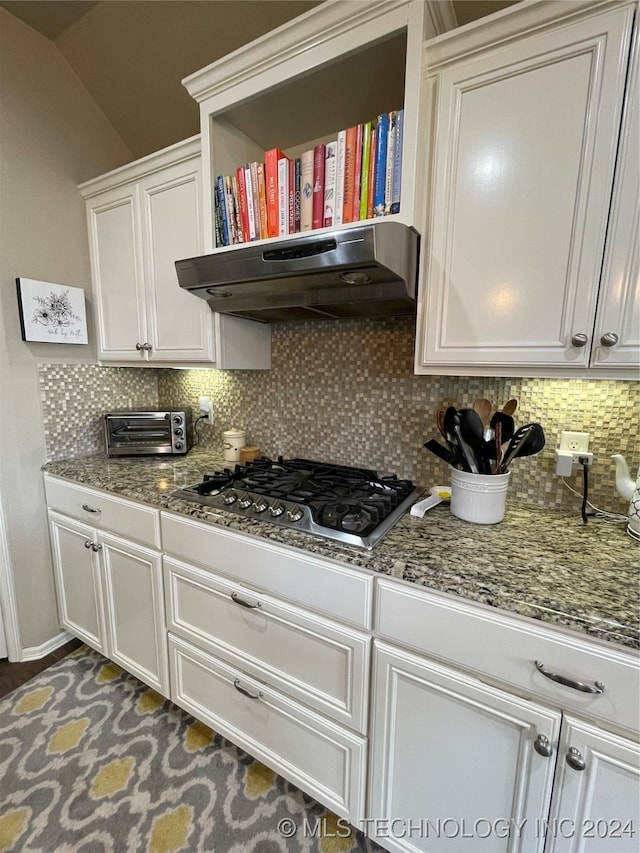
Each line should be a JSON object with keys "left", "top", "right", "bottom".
{"left": 88, "top": 189, "right": 146, "bottom": 359}
{"left": 140, "top": 163, "right": 214, "bottom": 361}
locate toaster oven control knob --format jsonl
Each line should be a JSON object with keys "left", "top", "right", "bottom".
{"left": 172, "top": 415, "right": 183, "bottom": 425}
{"left": 174, "top": 442, "right": 184, "bottom": 451}
{"left": 222, "top": 491, "right": 238, "bottom": 505}
{"left": 174, "top": 427, "right": 183, "bottom": 437}
{"left": 238, "top": 494, "right": 253, "bottom": 509}
{"left": 269, "top": 503, "right": 284, "bottom": 517}
{"left": 286, "top": 505, "right": 304, "bottom": 522}
{"left": 253, "top": 500, "right": 268, "bottom": 513}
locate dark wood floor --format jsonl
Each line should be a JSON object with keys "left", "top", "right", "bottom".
{"left": 0, "top": 638, "right": 83, "bottom": 699}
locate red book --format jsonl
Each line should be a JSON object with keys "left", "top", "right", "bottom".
{"left": 265, "top": 148, "right": 285, "bottom": 238}
{"left": 312, "top": 144, "right": 326, "bottom": 230}
{"left": 256, "top": 163, "right": 268, "bottom": 239}
{"left": 351, "top": 123, "right": 364, "bottom": 222}
{"left": 342, "top": 126, "right": 357, "bottom": 224}
{"left": 235, "top": 166, "right": 250, "bottom": 241}
{"left": 288, "top": 159, "right": 296, "bottom": 234}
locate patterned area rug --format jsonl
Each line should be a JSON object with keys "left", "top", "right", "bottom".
{"left": 0, "top": 645, "right": 382, "bottom": 853}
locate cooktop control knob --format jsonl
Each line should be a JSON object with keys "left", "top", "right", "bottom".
{"left": 253, "top": 500, "right": 268, "bottom": 513}
{"left": 285, "top": 505, "right": 303, "bottom": 522}
{"left": 269, "top": 503, "right": 284, "bottom": 517}
{"left": 223, "top": 491, "right": 238, "bottom": 505}
{"left": 238, "top": 494, "right": 253, "bottom": 509}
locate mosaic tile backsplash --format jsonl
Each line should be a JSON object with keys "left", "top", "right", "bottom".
{"left": 39, "top": 364, "right": 159, "bottom": 460}
{"left": 40, "top": 318, "right": 640, "bottom": 514}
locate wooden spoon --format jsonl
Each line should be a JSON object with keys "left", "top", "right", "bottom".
{"left": 502, "top": 399, "right": 518, "bottom": 416}
{"left": 472, "top": 398, "right": 492, "bottom": 427}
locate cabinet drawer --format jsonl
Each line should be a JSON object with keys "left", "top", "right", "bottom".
{"left": 164, "top": 557, "right": 369, "bottom": 732}
{"left": 44, "top": 475, "right": 160, "bottom": 547}
{"left": 168, "top": 634, "right": 367, "bottom": 823}
{"left": 161, "top": 512, "right": 373, "bottom": 629}
{"left": 375, "top": 578, "right": 640, "bottom": 734}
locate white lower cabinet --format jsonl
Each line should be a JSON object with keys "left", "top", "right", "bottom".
{"left": 368, "top": 641, "right": 561, "bottom": 853}
{"left": 48, "top": 510, "right": 168, "bottom": 695}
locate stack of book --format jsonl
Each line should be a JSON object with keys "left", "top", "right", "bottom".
{"left": 214, "top": 109, "right": 404, "bottom": 248}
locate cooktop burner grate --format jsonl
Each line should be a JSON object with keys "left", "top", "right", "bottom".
{"left": 174, "top": 456, "right": 421, "bottom": 549}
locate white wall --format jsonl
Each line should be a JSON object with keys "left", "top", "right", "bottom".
{"left": 0, "top": 8, "right": 132, "bottom": 655}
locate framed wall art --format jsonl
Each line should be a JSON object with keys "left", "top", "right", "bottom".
{"left": 16, "top": 278, "right": 88, "bottom": 345}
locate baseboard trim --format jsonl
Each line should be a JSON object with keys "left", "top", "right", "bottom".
{"left": 21, "top": 630, "right": 72, "bottom": 662}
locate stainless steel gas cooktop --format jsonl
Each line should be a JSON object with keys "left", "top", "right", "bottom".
{"left": 174, "top": 456, "right": 421, "bottom": 549}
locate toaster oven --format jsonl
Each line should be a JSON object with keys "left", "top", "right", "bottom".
{"left": 104, "top": 409, "right": 193, "bottom": 456}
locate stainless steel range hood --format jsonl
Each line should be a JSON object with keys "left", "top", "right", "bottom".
{"left": 175, "top": 221, "right": 419, "bottom": 323}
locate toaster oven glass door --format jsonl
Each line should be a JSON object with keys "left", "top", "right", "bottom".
{"left": 107, "top": 414, "right": 172, "bottom": 451}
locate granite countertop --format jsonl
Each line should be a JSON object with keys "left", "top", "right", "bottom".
{"left": 42, "top": 449, "right": 640, "bottom": 651}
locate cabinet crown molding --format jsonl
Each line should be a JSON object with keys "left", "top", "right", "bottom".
{"left": 79, "top": 135, "right": 201, "bottom": 199}
{"left": 424, "top": 0, "right": 636, "bottom": 70}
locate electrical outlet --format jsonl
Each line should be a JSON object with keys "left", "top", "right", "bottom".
{"left": 559, "top": 431, "right": 590, "bottom": 452}
{"left": 198, "top": 396, "right": 214, "bottom": 422}
{"left": 556, "top": 431, "right": 592, "bottom": 475}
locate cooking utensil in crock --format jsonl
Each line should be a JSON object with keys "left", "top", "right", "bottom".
{"left": 490, "top": 411, "right": 515, "bottom": 445}
{"left": 423, "top": 439, "right": 460, "bottom": 467}
{"left": 459, "top": 408, "right": 486, "bottom": 472}
{"left": 444, "top": 407, "right": 479, "bottom": 474}
{"left": 500, "top": 423, "right": 545, "bottom": 471}
{"left": 502, "top": 399, "right": 518, "bottom": 416}
{"left": 472, "top": 398, "right": 492, "bottom": 427}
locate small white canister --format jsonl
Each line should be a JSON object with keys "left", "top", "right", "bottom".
{"left": 223, "top": 429, "right": 246, "bottom": 463}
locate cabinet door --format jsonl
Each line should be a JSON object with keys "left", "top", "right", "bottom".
{"left": 47, "top": 511, "right": 106, "bottom": 653}
{"left": 544, "top": 716, "right": 640, "bottom": 853}
{"left": 368, "top": 642, "right": 561, "bottom": 853}
{"left": 99, "top": 532, "right": 168, "bottom": 695}
{"left": 590, "top": 25, "right": 639, "bottom": 371}
{"left": 417, "top": 5, "right": 634, "bottom": 373}
{"left": 86, "top": 185, "right": 148, "bottom": 361}
{"left": 138, "top": 158, "right": 215, "bottom": 362}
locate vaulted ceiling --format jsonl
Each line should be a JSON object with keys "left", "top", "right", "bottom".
{"left": 1, "top": 0, "right": 518, "bottom": 160}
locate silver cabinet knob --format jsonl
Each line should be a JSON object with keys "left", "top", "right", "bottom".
{"left": 571, "top": 333, "right": 588, "bottom": 348}
{"left": 143, "top": 342, "right": 153, "bottom": 351}
{"left": 600, "top": 332, "right": 619, "bottom": 348}
{"left": 566, "top": 747, "right": 586, "bottom": 772}
{"left": 90, "top": 542, "right": 103, "bottom": 552}
{"left": 534, "top": 734, "right": 553, "bottom": 758}
{"left": 135, "top": 342, "right": 143, "bottom": 351}
{"left": 84, "top": 540, "right": 92, "bottom": 549}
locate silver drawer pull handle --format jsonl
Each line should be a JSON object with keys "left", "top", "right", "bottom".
{"left": 566, "top": 747, "right": 586, "bottom": 772}
{"left": 233, "top": 679, "right": 263, "bottom": 700}
{"left": 82, "top": 503, "right": 101, "bottom": 514}
{"left": 535, "top": 660, "right": 604, "bottom": 694}
{"left": 533, "top": 734, "right": 553, "bottom": 758}
{"left": 231, "top": 592, "right": 261, "bottom": 609}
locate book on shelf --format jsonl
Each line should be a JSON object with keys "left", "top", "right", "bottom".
{"left": 249, "top": 162, "right": 261, "bottom": 239}
{"left": 277, "top": 155, "right": 289, "bottom": 235}
{"left": 236, "top": 166, "right": 251, "bottom": 241}
{"left": 243, "top": 165, "right": 256, "bottom": 241}
{"left": 312, "top": 144, "right": 326, "bottom": 230}
{"left": 334, "top": 130, "right": 346, "bottom": 226}
{"left": 265, "top": 148, "right": 285, "bottom": 238}
{"left": 256, "top": 163, "right": 268, "bottom": 239}
{"left": 342, "top": 125, "right": 357, "bottom": 224}
{"left": 373, "top": 112, "right": 388, "bottom": 217}
{"left": 384, "top": 110, "right": 397, "bottom": 215}
{"left": 323, "top": 140, "right": 337, "bottom": 228}
{"left": 214, "top": 184, "right": 223, "bottom": 248}
{"left": 216, "top": 176, "right": 230, "bottom": 246}
{"left": 351, "top": 123, "right": 364, "bottom": 222}
{"left": 293, "top": 158, "right": 301, "bottom": 233}
{"left": 367, "top": 124, "right": 376, "bottom": 220}
{"left": 231, "top": 173, "right": 244, "bottom": 243}
{"left": 391, "top": 109, "right": 404, "bottom": 215}
{"left": 300, "top": 149, "right": 314, "bottom": 232}
{"left": 359, "top": 121, "right": 372, "bottom": 221}
{"left": 288, "top": 159, "right": 296, "bottom": 234}
{"left": 224, "top": 175, "right": 239, "bottom": 244}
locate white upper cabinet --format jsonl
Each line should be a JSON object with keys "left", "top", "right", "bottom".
{"left": 415, "top": 0, "right": 638, "bottom": 378}
{"left": 80, "top": 137, "right": 271, "bottom": 368}
{"left": 182, "top": 0, "right": 455, "bottom": 253}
